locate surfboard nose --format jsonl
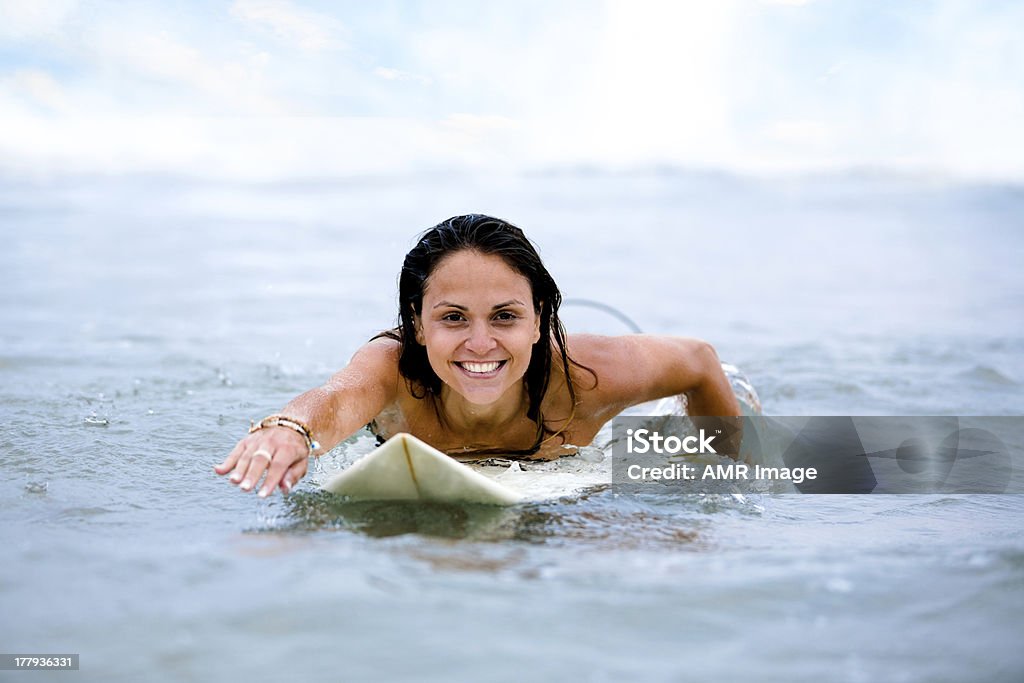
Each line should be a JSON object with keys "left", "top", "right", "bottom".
{"left": 323, "top": 432, "right": 523, "bottom": 505}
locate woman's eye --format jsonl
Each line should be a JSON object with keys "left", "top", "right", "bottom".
{"left": 494, "top": 311, "right": 518, "bottom": 322}
{"left": 441, "top": 312, "right": 465, "bottom": 322}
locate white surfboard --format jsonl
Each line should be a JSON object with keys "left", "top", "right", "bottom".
{"left": 321, "top": 364, "right": 762, "bottom": 506}
{"left": 323, "top": 433, "right": 524, "bottom": 506}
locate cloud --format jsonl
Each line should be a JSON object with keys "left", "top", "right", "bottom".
{"left": 1, "top": 69, "right": 69, "bottom": 112}
{"left": 230, "top": 0, "right": 343, "bottom": 51}
{"left": 764, "top": 120, "right": 833, "bottom": 148}
{"left": 374, "top": 67, "right": 433, "bottom": 86}
{"left": 439, "top": 114, "right": 522, "bottom": 153}
{"left": 0, "top": 0, "right": 77, "bottom": 40}
{"left": 0, "top": 1, "right": 1022, "bottom": 181}
{"left": 81, "top": 26, "right": 287, "bottom": 115}
{"left": 537, "top": 0, "right": 742, "bottom": 166}
{"left": 441, "top": 114, "right": 520, "bottom": 132}
{"left": 0, "top": 114, "right": 492, "bottom": 180}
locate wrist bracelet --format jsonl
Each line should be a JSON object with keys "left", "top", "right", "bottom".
{"left": 249, "top": 414, "right": 321, "bottom": 455}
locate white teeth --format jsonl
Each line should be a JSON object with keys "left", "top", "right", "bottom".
{"left": 461, "top": 361, "right": 501, "bottom": 374}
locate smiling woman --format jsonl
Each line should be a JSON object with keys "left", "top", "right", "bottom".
{"left": 214, "top": 214, "right": 740, "bottom": 497}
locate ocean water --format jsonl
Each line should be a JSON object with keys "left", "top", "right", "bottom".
{"left": 1, "top": 169, "right": 1023, "bottom": 682}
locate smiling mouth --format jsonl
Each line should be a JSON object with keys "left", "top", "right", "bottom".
{"left": 455, "top": 360, "right": 507, "bottom": 375}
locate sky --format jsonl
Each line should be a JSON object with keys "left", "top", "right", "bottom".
{"left": 1, "top": 0, "right": 1022, "bottom": 182}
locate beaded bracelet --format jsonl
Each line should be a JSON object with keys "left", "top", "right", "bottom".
{"left": 249, "top": 414, "right": 321, "bottom": 455}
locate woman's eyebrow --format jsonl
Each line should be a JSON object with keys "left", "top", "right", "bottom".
{"left": 432, "top": 301, "right": 467, "bottom": 310}
{"left": 431, "top": 299, "right": 526, "bottom": 310}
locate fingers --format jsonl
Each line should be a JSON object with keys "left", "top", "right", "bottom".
{"left": 256, "top": 450, "right": 290, "bottom": 498}
{"left": 213, "top": 440, "right": 246, "bottom": 475}
{"left": 216, "top": 428, "right": 311, "bottom": 497}
{"left": 239, "top": 448, "right": 274, "bottom": 494}
{"left": 278, "top": 459, "right": 309, "bottom": 495}
{"left": 256, "top": 451, "right": 310, "bottom": 497}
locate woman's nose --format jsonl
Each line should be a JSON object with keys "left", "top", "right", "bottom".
{"left": 464, "top": 321, "right": 496, "bottom": 354}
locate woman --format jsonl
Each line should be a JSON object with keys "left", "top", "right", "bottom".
{"left": 215, "top": 214, "right": 740, "bottom": 497}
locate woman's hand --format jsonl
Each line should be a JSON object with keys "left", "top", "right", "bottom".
{"left": 214, "top": 426, "right": 310, "bottom": 497}
{"left": 213, "top": 338, "right": 400, "bottom": 498}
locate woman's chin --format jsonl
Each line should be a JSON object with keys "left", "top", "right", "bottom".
{"left": 441, "top": 376, "right": 520, "bottom": 407}
{"left": 450, "top": 385, "right": 506, "bottom": 405}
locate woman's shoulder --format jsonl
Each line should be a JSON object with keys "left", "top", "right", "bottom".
{"left": 563, "top": 333, "right": 679, "bottom": 370}
{"left": 560, "top": 334, "right": 638, "bottom": 402}
{"left": 350, "top": 336, "right": 400, "bottom": 366}
{"left": 362, "top": 333, "right": 403, "bottom": 355}
{"left": 565, "top": 333, "right": 713, "bottom": 362}
{"left": 562, "top": 333, "right": 717, "bottom": 404}
{"left": 329, "top": 334, "right": 403, "bottom": 392}
{"left": 564, "top": 332, "right": 630, "bottom": 362}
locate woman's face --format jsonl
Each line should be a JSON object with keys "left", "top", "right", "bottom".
{"left": 416, "top": 249, "right": 541, "bottom": 406}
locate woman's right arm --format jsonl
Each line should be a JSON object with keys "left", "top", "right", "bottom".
{"left": 214, "top": 337, "right": 401, "bottom": 498}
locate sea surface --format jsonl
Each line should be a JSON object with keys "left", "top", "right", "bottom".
{"left": 1, "top": 169, "right": 1023, "bottom": 682}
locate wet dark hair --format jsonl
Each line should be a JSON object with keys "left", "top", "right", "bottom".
{"left": 376, "top": 214, "right": 590, "bottom": 455}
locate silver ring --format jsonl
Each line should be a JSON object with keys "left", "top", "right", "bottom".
{"left": 252, "top": 449, "right": 273, "bottom": 463}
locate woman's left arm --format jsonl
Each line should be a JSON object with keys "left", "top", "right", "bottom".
{"left": 573, "top": 334, "right": 741, "bottom": 417}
